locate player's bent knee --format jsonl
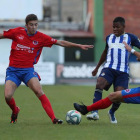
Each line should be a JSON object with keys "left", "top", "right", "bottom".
{"left": 96, "top": 83, "right": 105, "bottom": 90}
{"left": 108, "top": 92, "right": 119, "bottom": 102}
{"left": 34, "top": 89, "right": 44, "bottom": 97}
{"left": 96, "top": 77, "right": 109, "bottom": 90}
{"left": 5, "top": 94, "right": 13, "bottom": 101}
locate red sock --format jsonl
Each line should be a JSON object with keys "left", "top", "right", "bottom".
{"left": 39, "top": 94, "right": 55, "bottom": 121}
{"left": 6, "top": 97, "right": 17, "bottom": 114}
{"left": 87, "top": 97, "right": 113, "bottom": 111}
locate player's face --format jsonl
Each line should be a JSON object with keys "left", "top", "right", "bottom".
{"left": 26, "top": 20, "right": 38, "bottom": 35}
{"left": 113, "top": 22, "right": 125, "bottom": 37}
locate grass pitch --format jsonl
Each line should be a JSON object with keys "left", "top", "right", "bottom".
{"left": 0, "top": 84, "right": 140, "bottom": 140}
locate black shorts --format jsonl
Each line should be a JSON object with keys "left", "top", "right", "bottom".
{"left": 99, "top": 68, "right": 129, "bottom": 91}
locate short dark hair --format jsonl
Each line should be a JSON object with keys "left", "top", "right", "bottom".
{"left": 113, "top": 17, "right": 125, "bottom": 25}
{"left": 25, "top": 14, "right": 38, "bottom": 24}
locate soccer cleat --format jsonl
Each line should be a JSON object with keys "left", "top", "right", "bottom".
{"left": 53, "top": 118, "right": 63, "bottom": 124}
{"left": 86, "top": 112, "right": 99, "bottom": 121}
{"left": 73, "top": 103, "right": 88, "bottom": 115}
{"left": 10, "top": 107, "right": 20, "bottom": 124}
{"left": 108, "top": 110, "right": 117, "bottom": 124}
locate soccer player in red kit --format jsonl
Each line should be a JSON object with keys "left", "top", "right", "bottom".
{"left": 0, "top": 14, "right": 93, "bottom": 124}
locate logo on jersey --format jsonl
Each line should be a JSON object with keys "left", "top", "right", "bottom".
{"left": 33, "top": 40, "right": 38, "bottom": 45}
{"left": 16, "top": 44, "right": 34, "bottom": 53}
{"left": 101, "top": 72, "right": 105, "bottom": 76}
{"left": 110, "top": 43, "right": 125, "bottom": 49}
{"left": 51, "top": 38, "right": 56, "bottom": 42}
{"left": 125, "top": 89, "right": 131, "bottom": 93}
{"left": 17, "top": 35, "right": 24, "bottom": 40}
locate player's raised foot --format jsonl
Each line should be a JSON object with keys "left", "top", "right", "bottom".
{"left": 10, "top": 107, "right": 20, "bottom": 124}
{"left": 86, "top": 112, "right": 99, "bottom": 121}
{"left": 53, "top": 118, "right": 63, "bottom": 124}
{"left": 73, "top": 103, "right": 88, "bottom": 115}
{"left": 108, "top": 110, "right": 117, "bottom": 124}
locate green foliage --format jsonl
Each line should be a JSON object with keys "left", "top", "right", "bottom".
{"left": 0, "top": 85, "right": 140, "bottom": 140}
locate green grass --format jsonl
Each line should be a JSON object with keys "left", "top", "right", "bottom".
{"left": 0, "top": 84, "right": 140, "bottom": 140}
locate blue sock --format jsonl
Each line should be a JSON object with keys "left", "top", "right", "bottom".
{"left": 91, "top": 89, "right": 103, "bottom": 113}
{"left": 109, "top": 102, "right": 121, "bottom": 114}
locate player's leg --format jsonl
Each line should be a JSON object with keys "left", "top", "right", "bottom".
{"left": 5, "top": 81, "right": 20, "bottom": 123}
{"left": 87, "top": 91, "right": 123, "bottom": 111}
{"left": 5, "top": 80, "right": 17, "bottom": 109}
{"left": 108, "top": 87, "right": 125, "bottom": 124}
{"left": 5, "top": 67, "right": 21, "bottom": 123}
{"left": 74, "top": 91, "right": 123, "bottom": 115}
{"left": 27, "top": 77, "right": 55, "bottom": 120}
{"left": 87, "top": 68, "right": 112, "bottom": 121}
{"left": 86, "top": 77, "right": 108, "bottom": 120}
{"left": 93, "top": 77, "right": 107, "bottom": 110}
{"left": 74, "top": 87, "right": 140, "bottom": 117}
{"left": 108, "top": 72, "right": 129, "bottom": 123}
{"left": 121, "top": 87, "right": 140, "bottom": 104}
{"left": 108, "top": 91, "right": 124, "bottom": 102}
{"left": 108, "top": 86, "right": 124, "bottom": 123}
{"left": 26, "top": 77, "right": 63, "bottom": 124}
{"left": 110, "top": 86, "right": 124, "bottom": 112}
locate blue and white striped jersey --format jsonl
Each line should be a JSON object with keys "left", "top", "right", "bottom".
{"left": 104, "top": 33, "right": 140, "bottom": 73}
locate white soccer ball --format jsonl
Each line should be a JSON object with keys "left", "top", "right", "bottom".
{"left": 65, "top": 110, "right": 81, "bottom": 125}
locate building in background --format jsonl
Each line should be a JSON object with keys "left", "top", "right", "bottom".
{"left": 94, "top": 0, "right": 140, "bottom": 62}
{"left": 0, "top": 0, "right": 95, "bottom": 64}
{"left": 0, "top": 0, "right": 140, "bottom": 85}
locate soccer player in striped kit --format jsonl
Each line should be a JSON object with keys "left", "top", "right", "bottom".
{"left": 74, "top": 41, "right": 140, "bottom": 121}
{"left": 86, "top": 17, "right": 140, "bottom": 123}
{"left": 0, "top": 14, "right": 93, "bottom": 124}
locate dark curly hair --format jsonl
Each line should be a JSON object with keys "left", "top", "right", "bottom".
{"left": 113, "top": 17, "right": 125, "bottom": 25}
{"left": 25, "top": 14, "right": 38, "bottom": 24}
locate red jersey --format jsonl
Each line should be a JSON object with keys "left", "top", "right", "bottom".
{"left": 3, "top": 27, "right": 57, "bottom": 68}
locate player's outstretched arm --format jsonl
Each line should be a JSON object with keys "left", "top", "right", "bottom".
{"left": 55, "top": 40, "right": 93, "bottom": 50}
{"left": 92, "top": 48, "right": 107, "bottom": 76}
{"left": 123, "top": 41, "right": 140, "bottom": 61}
{"left": 0, "top": 33, "right": 4, "bottom": 39}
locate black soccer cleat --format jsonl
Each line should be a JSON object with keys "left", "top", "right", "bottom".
{"left": 73, "top": 103, "right": 88, "bottom": 115}
{"left": 10, "top": 107, "right": 20, "bottom": 124}
{"left": 53, "top": 118, "right": 63, "bottom": 124}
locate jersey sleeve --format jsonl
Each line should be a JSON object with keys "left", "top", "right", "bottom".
{"left": 3, "top": 28, "right": 16, "bottom": 39}
{"left": 129, "top": 33, "right": 140, "bottom": 49}
{"left": 105, "top": 35, "right": 110, "bottom": 50}
{"left": 42, "top": 34, "right": 57, "bottom": 47}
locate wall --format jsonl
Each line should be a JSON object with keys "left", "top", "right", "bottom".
{"left": 104, "top": 0, "right": 140, "bottom": 38}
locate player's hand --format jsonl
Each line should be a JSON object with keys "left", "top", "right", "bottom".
{"left": 80, "top": 45, "right": 93, "bottom": 50}
{"left": 123, "top": 41, "right": 132, "bottom": 52}
{"left": 92, "top": 68, "right": 98, "bottom": 76}
{"left": 137, "top": 58, "right": 140, "bottom": 61}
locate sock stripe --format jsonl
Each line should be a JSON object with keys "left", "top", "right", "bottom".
{"left": 95, "top": 89, "right": 103, "bottom": 93}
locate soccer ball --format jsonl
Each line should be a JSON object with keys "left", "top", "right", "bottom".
{"left": 65, "top": 110, "right": 81, "bottom": 125}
